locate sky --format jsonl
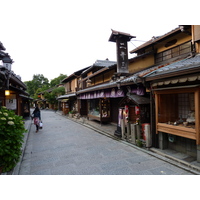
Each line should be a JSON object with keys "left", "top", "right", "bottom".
{"left": 0, "top": 0, "right": 197, "bottom": 82}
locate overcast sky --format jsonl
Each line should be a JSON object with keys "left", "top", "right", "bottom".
{"left": 0, "top": 0, "right": 196, "bottom": 82}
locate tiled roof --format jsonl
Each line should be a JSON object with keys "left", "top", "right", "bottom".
{"left": 93, "top": 59, "right": 116, "bottom": 67}
{"left": 109, "top": 29, "right": 136, "bottom": 42}
{"left": 81, "top": 59, "right": 116, "bottom": 75}
{"left": 145, "top": 54, "right": 200, "bottom": 78}
{"left": 76, "top": 81, "right": 118, "bottom": 94}
{"left": 0, "top": 42, "right": 6, "bottom": 51}
{"left": 130, "top": 27, "right": 180, "bottom": 54}
{"left": 121, "top": 54, "right": 200, "bottom": 83}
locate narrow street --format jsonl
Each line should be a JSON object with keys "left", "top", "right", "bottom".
{"left": 19, "top": 110, "right": 195, "bottom": 175}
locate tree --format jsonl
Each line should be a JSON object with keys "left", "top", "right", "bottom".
{"left": 24, "top": 74, "right": 67, "bottom": 102}
{"left": 44, "top": 86, "right": 65, "bottom": 105}
{"left": 24, "top": 74, "right": 50, "bottom": 98}
{"left": 50, "top": 74, "right": 67, "bottom": 87}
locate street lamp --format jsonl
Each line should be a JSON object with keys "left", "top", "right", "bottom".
{"left": 2, "top": 54, "right": 13, "bottom": 96}
{"left": 2, "top": 54, "right": 13, "bottom": 71}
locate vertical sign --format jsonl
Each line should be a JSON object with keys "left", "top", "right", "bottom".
{"left": 116, "top": 38, "right": 129, "bottom": 74}
{"left": 109, "top": 30, "right": 135, "bottom": 75}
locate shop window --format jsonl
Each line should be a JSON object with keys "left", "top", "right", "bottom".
{"left": 88, "top": 99, "right": 110, "bottom": 121}
{"left": 158, "top": 92, "right": 195, "bottom": 129}
{"left": 101, "top": 99, "right": 110, "bottom": 118}
{"left": 88, "top": 99, "right": 100, "bottom": 117}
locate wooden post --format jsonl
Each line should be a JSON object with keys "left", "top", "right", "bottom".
{"left": 136, "top": 124, "right": 141, "bottom": 140}
{"left": 127, "top": 122, "right": 130, "bottom": 141}
{"left": 131, "top": 124, "right": 136, "bottom": 144}
{"left": 195, "top": 89, "right": 200, "bottom": 145}
{"left": 121, "top": 118, "right": 125, "bottom": 139}
{"left": 155, "top": 93, "right": 159, "bottom": 134}
{"left": 145, "top": 124, "right": 151, "bottom": 148}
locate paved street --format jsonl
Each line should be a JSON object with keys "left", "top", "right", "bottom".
{"left": 19, "top": 110, "right": 195, "bottom": 175}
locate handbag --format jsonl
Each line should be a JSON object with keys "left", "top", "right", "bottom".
{"left": 34, "top": 117, "right": 39, "bottom": 125}
{"left": 39, "top": 121, "right": 43, "bottom": 129}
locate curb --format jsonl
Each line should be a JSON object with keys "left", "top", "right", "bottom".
{"left": 12, "top": 119, "right": 32, "bottom": 175}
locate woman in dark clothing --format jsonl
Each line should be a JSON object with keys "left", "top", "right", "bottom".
{"left": 32, "top": 106, "right": 41, "bottom": 133}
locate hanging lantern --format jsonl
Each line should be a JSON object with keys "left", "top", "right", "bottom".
{"left": 5, "top": 90, "right": 10, "bottom": 96}
{"left": 125, "top": 105, "right": 129, "bottom": 114}
{"left": 135, "top": 106, "right": 140, "bottom": 115}
{"left": 2, "top": 54, "right": 13, "bottom": 71}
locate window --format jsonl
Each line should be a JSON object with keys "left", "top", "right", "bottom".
{"left": 155, "top": 87, "right": 200, "bottom": 141}
{"left": 88, "top": 99, "right": 100, "bottom": 117}
{"left": 156, "top": 41, "right": 192, "bottom": 64}
{"left": 157, "top": 92, "right": 195, "bottom": 129}
{"left": 88, "top": 99, "right": 110, "bottom": 118}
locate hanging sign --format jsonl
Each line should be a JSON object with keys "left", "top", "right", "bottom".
{"left": 116, "top": 39, "right": 129, "bottom": 74}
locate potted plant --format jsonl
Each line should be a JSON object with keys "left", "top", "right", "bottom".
{"left": 0, "top": 106, "right": 27, "bottom": 174}
{"left": 68, "top": 110, "right": 76, "bottom": 118}
{"left": 68, "top": 111, "right": 73, "bottom": 118}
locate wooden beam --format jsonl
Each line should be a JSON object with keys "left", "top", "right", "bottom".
{"left": 155, "top": 93, "right": 159, "bottom": 134}
{"left": 195, "top": 89, "right": 200, "bottom": 144}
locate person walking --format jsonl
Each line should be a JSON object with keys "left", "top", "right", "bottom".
{"left": 32, "top": 106, "right": 41, "bottom": 133}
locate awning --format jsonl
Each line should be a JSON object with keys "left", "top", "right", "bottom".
{"left": 19, "top": 94, "right": 33, "bottom": 100}
{"left": 78, "top": 88, "right": 125, "bottom": 99}
{"left": 57, "top": 93, "right": 76, "bottom": 100}
{"left": 152, "top": 84, "right": 200, "bottom": 91}
{"left": 127, "top": 93, "right": 150, "bottom": 105}
{"left": 151, "top": 74, "right": 200, "bottom": 87}
{"left": 61, "top": 99, "right": 69, "bottom": 102}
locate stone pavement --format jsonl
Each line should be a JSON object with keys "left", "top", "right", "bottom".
{"left": 15, "top": 110, "right": 199, "bottom": 175}
{"left": 58, "top": 111, "right": 200, "bottom": 173}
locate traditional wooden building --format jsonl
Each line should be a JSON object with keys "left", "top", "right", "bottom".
{"left": 0, "top": 42, "right": 31, "bottom": 117}
{"left": 57, "top": 67, "right": 89, "bottom": 115}
{"left": 76, "top": 59, "right": 120, "bottom": 123}
{"left": 119, "top": 25, "right": 200, "bottom": 161}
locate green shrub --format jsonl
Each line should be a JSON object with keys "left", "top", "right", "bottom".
{"left": 0, "top": 106, "right": 27, "bottom": 173}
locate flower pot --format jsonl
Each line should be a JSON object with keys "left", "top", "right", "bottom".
{"left": 69, "top": 113, "right": 74, "bottom": 118}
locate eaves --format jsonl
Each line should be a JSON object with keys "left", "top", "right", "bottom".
{"left": 130, "top": 27, "right": 180, "bottom": 54}
{"left": 145, "top": 66, "right": 200, "bottom": 82}
{"left": 77, "top": 81, "right": 118, "bottom": 94}
{"left": 57, "top": 93, "right": 76, "bottom": 99}
{"left": 80, "top": 66, "right": 116, "bottom": 82}
{"left": 61, "top": 73, "right": 78, "bottom": 83}
{"left": 10, "top": 74, "right": 27, "bottom": 89}
{"left": 145, "top": 55, "right": 200, "bottom": 82}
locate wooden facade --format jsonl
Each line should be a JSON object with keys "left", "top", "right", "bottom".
{"left": 0, "top": 50, "right": 31, "bottom": 117}
{"left": 56, "top": 26, "right": 200, "bottom": 161}
{"left": 78, "top": 60, "right": 119, "bottom": 123}
{"left": 127, "top": 25, "right": 200, "bottom": 160}
{"left": 154, "top": 86, "right": 199, "bottom": 144}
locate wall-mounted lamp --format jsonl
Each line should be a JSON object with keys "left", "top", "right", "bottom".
{"left": 5, "top": 90, "right": 10, "bottom": 96}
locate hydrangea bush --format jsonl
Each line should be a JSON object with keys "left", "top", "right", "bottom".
{"left": 0, "top": 106, "right": 27, "bottom": 173}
